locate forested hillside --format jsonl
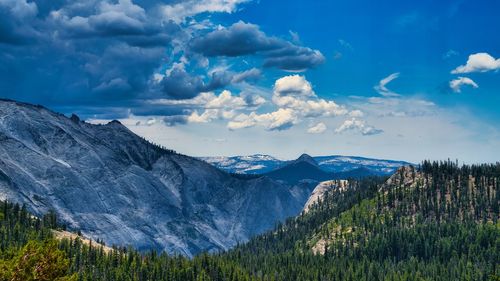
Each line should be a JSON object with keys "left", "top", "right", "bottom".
{"left": 224, "top": 161, "right": 500, "bottom": 280}
{"left": 0, "top": 161, "right": 498, "bottom": 280}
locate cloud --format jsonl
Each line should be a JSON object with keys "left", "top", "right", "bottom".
{"left": 307, "top": 122, "right": 327, "bottom": 134}
{"left": 338, "top": 39, "right": 352, "bottom": 50}
{"left": 163, "top": 115, "right": 188, "bottom": 126}
{"left": 159, "top": 66, "right": 230, "bottom": 99}
{"left": 449, "top": 77, "right": 479, "bottom": 93}
{"left": 443, "top": 49, "right": 459, "bottom": 59}
{"left": 374, "top": 73, "right": 401, "bottom": 97}
{"left": 272, "top": 75, "right": 347, "bottom": 117}
{"left": 150, "top": 90, "right": 264, "bottom": 109}
{"left": 227, "top": 108, "right": 298, "bottom": 131}
{"left": 349, "top": 95, "right": 436, "bottom": 119}
{"left": 48, "top": 0, "right": 179, "bottom": 47}
{"left": 451, "top": 53, "right": 500, "bottom": 74}
{"left": 188, "top": 109, "right": 234, "bottom": 123}
{"left": 231, "top": 67, "right": 262, "bottom": 83}
{"left": 335, "top": 118, "right": 383, "bottom": 136}
{"left": 227, "top": 75, "right": 350, "bottom": 131}
{"left": 148, "top": 90, "right": 265, "bottom": 126}
{"left": 0, "top": 0, "right": 39, "bottom": 44}
{"left": 161, "top": 0, "right": 250, "bottom": 23}
{"left": 189, "top": 21, "right": 325, "bottom": 71}
{"left": 0, "top": 0, "right": 263, "bottom": 111}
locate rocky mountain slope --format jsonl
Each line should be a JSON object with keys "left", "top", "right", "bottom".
{"left": 0, "top": 99, "right": 315, "bottom": 257}
{"left": 201, "top": 154, "right": 410, "bottom": 175}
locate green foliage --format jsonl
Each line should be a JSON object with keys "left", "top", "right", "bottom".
{"left": 0, "top": 239, "right": 77, "bottom": 281}
{"left": 0, "top": 161, "right": 498, "bottom": 280}
{"left": 222, "top": 161, "right": 500, "bottom": 280}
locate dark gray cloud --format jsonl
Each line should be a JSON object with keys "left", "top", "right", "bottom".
{"left": 189, "top": 21, "right": 278, "bottom": 56}
{"left": 0, "top": 0, "right": 39, "bottom": 45}
{"left": 263, "top": 45, "right": 325, "bottom": 72}
{"left": 160, "top": 67, "right": 263, "bottom": 99}
{"left": 189, "top": 21, "right": 325, "bottom": 71}
{"left": 160, "top": 68, "right": 207, "bottom": 100}
{"left": 0, "top": 0, "right": 325, "bottom": 121}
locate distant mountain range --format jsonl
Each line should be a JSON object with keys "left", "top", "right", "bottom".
{"left": 200, "top": 154, "right": 411, "bottom": 177}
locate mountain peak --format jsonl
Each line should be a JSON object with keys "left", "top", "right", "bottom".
{"left": 295, "top": 153, "right": 318, "bottom": 166}
{"left": 70, "top": 114, "right": 80, "bottom": 123}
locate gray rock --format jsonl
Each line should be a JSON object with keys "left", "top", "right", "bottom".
{"left": 0, "top": 99, "right": 314, "bottom": 257}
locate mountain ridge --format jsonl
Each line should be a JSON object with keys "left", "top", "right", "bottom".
{"left": 0, "top": 99, "right": 315, "bottom": 257}
{"left": 200, "top": 154, "right": 411, "bottom": 176}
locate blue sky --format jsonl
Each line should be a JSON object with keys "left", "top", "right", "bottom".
{"left": 0, "top": 0, "right": 499, "bottom": 162}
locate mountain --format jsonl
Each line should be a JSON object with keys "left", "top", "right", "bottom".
{"left": 0, "top": 99, "right": 315, "bottom": 257}
{"left": 201, "top": 154, "right": 410, "bottom": 176}
{"left": 265, "top": 154, "right": 332, "bottom": 184}
{"left": 302, "top": 179, "right": 348, "bottom": 213}
{"left": 222, "top": 162, "right": 499, "bottom": 280}
{"left": 199, "top": 154, "right": 283, "bottom": 174}
{"left": 1, "top": 162, "right": 497, "bottom": 280}
{"left": 264, "top": 154, "right": 384, "bottom": 185}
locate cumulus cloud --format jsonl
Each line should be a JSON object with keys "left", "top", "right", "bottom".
{"left": 188, "top": 109, "right": 234, "bottom": 123}
{"left": 449, "top": 77, "right": 479, "bottom": 93}
{"left": 451, "top": 53, "right": 500, "bottom": 74}
{"left": 158, "top": 65, "right": 264, "bottom": 99}
{"left": 148, "top": 90, "right": 265, "bottom": 126}
{"left": 227, "top": 75, "right": 351, "bottom": 132}
{"left": 335, "top": 118, "right": 383, "bottom": 136}
{"left": 227, "top": 108, "right": 298, "bottom": 131}
{"left": 374, "top": 72, "right": 401, "bottom": 97}
{"left": 307, "top": 122, "right": 327, "bottom": 134}
{"left": 272, "top": 75, "right": 348, "bottom": 117}
{"left": 0, "top": 0, "right": 329, "bottom": 124}
{"left": 160, "top": 66, "right": 228, "bottom": 99}
{"left": 161, "top": 0, "right": 250, "bottom": 23}
{"left": 189, "top": 21, "right": 325, "bottom": 71}
{"left": 152, "top": 89, "right": 265, "bottom": 109}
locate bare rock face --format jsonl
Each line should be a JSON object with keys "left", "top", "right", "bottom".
{"left": 302, "top": 180, "right": 349, "bottom": 213}
{"left": 0, "top": 99, "right": 314, "bottom": 257}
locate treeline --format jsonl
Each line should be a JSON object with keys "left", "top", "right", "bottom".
{"left": 0, "top": 201, "right": 252, "bottom": 281}
{"left": 222, "top": 161, "right": 500, "bottom": 280}
{"left": 0, "top": 161, "right": 498, "bottom": 280}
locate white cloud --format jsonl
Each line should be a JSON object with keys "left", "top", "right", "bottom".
{"left": 272, "top": 75, "right": 348, "bottom": 117}
{"left": 307, "top": 122, "right": 327, "bottom": 134}
{"left": 449, "top": 77, "right": 479, "bottom": 93}
{"left": 227, "top": 108, "right": 298, "bottom": 131}
{"left": 188, "top": 109, "right": 236, "bottom": 123}
{"left": 349, "top": 110, "right": 364, "bottom": 117}
{"left": 335, "top": 118, "right": 383, "bottom": 136}
{"left": 451, "top": 52, "right": 500, "bottom": 74}
{"left": 273, "top": 75, "right": 315, "bottom": 98}
{"left": 227, "top": 75, "right": 351, "bottom": 131}
{"left": 161, "top": 0, "right": 250, "bottom": 23}
{"left": 149, "top": 90, "right": 265, "bottom": 110}
{"left": 374, "top": 72, "right": 400, "bottom": 97}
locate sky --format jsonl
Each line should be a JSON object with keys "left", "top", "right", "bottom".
{"left": 0, "top": 0, "right": 499, "bottom": 163}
